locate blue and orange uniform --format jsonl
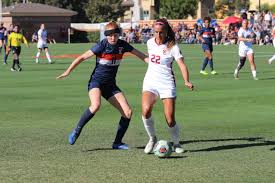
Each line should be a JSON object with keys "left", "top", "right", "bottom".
{"left": 89, "top": 38, "right": 134, "bottom": 99}
{"left": 199, "top": 26, "right": 217, "bottom": 74}
{"left": 199, "top": 27, "right": 215, "bottom": 52}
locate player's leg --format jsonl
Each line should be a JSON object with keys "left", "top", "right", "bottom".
{"left": 208, "top": 47, "right": 217, "bottom": 75}
{"left": 162, "top": 98, "right": 184, "bottom": 153}
{"left": 35, "top": 48, "right": 42, "bottom": 63}
{"left": 108, "top": 91, "right": 132, "bottom": 149}
{"left": 44, "top": 47, "right": 52, "bottom": 64}
{"left": 11, "top": 49, "right": 17, "bottom": 71}
{"left": 247, "top": 52, "right": 258, "bottom": 80}
{"left": 142, "top": 91, "right": 158, "bottom": 153}
{"left": 68, "top": 88, "right": 101, "bottom": 145}
{"left": 200, "top": 45, "right": 209, "bottom": 75}
{"left": 0, "top": 39, "right": 3, "bottom": 53}
{"left": 4, "top": 44, "right": 10, "bottom": 64}
{"left": 268, "top": 39, "right": 275, "bottom": 64}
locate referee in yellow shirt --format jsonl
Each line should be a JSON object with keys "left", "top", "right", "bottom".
{"left": 7, "top": 25, "right": 29, "bottom": 71}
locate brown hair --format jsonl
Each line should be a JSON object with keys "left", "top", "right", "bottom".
{"left": 203, "top": 16, "right": 211, "bottom": 23}
{"left": 155, "top": 18, "right": 175, "bottom": 48}
{"left": 105, "top": 21, "right": 119, "bottom": 31}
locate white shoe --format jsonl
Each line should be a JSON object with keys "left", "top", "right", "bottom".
{"left": 144, "top": 137, "right": 157, "bottom": 154}
{"left": 10, "top": 68, "right": 16, "bottom": 72}
{"left": 253, "top": 77, "right": 259, "bottom": 80}
{"left": 268, "top": 59, "right": 273, "bottom": 64}
{"left": 174, "top": 144, "right": 184, "bottom": 154}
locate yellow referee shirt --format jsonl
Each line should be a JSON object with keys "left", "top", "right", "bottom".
{"left": 8, "top": 32, "right": 28, "bottom": 47}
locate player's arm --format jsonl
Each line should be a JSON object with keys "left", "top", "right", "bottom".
{"left": 238, "top": 31, "right": 254, "bottom": 42}
{"left": 176, "top": 57, "right": 194, "bottom": 91}
{"left": 56, "top": 50, "right": 95, "bottom": 79}
{"left": 22, "top": 36, "right": 29, "bottom": 47}
{"left": 130, "top": 48, "right": 148, "bottom": 63}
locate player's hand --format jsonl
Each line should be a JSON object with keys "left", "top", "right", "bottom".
{"left": 56, "top": 71, "right": 70, "bottom": 79}
{"left": 185, "top": 81, "right": 194, "bottom": 91}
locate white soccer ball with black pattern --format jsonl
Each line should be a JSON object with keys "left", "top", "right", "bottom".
{"left": 153, "top": 140, "right": 172, "bottom": 158}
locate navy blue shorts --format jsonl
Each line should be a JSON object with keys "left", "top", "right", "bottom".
{"left": 0, "top": 34, "right": 4, "bottom": 40}
{"left": 88, "top": 80, "right": 121, "bottom": 100}
{"left": 202, "top": 43, "right": 213, "bottom": 52}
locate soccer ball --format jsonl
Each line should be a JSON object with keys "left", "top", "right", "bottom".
{"left": 153, "top": 140, "right": 172, "bottom": 158}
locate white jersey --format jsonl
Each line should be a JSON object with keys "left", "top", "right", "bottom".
{"left": 144, "top": 38, "right": 183, "bottom": 88}
{"left": 38, "top": 29, "right": 47, "bottom": 44}
{"left": 238, "top": 27, "right": 254, "bottom": 50}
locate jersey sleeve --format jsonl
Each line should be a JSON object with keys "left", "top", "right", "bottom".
{"left": 121, "top": 40, "right": 134, "bottom": 52}
{"left": 90, "top": 41, "right": 104, "bottom": 55}
{"left": 171, "top": 44, "right": 183, "bottom": 61}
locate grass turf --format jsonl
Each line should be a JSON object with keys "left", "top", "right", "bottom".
{"left": 0, "top": 43, "right": 274, "bottom": 183}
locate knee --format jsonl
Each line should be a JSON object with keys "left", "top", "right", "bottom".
{"left": 142, "top": 105, "right": 152, "bottom": 119}
{"left": 90, "top": 102, "right": 100, "bottom": 113}
{"left": 122, "top": 108, "right": 132, "bottom": 119}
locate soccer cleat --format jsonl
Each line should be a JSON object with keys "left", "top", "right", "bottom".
{"left": 268, "top": 59, "right": 273, "bottom": 64}
{"left": 112, "top": 143, "right": 129, "bottom": 150}
{"left": 200, "top": 70, "right": 208, "bottom": 75}
{"left": 3, "top": 62, "right": 7, "bottom": 65}
{"left": 10, "top": 68, "right": 16, "bottom": 72}
{"left": 144, "top": 137, "right": 157, "bottom": 154}
{"left": 68, "top": 129, "right": 80, "bottom": 145}
{"left": 174, "top": 144, "right": 184, "bottom": 154}
{"left": 17, "top": 68, "right": 22, "bottom": 72}
{"left": 211, "top": 70, "right": 218, "bottom": 75}
{"left": 253, "top": 77, "right": 259, "bottom": 80}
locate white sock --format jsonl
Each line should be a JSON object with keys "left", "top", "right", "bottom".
{"left": 269, "top": 55, "right": 275, "bottom": 62}
{"left": 142, "top": 116, "right": 156, "bottom": 141}
{"left": 46, "top": 52, "right": 52, "bottom": 63}
{"left": 168, "top": 123, "right": 180, "bottom": 145}
{"left": 252, "top": 70, "right": 257, "bottom": 78}
{"left": 36, "top": 52, "right": 40, "bottom": 62}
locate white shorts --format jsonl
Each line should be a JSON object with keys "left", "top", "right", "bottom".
{"left": 142, "top": 80, "right": 176, "bottom": 99}
{"left": 239, "top": 47, "right": 253, "bottom": 57}
{"left": 273, "top": 38, "right": 275, "bottom": 48}
{"left": 37, "top": 42, "right": 48, "bottom": 49}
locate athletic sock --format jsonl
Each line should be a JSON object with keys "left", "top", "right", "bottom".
{"left": 12, "top": 59, "right": 16, "bottom": 69}
{"left": 4, "top": 54, "right": 8, "bottom": 63}
{"left": 75, "top": 108, "right": 94, "bottom": 134}
{"left": 113, "top": 117, "right": 130, "bottom": 144}
{"left": 36, "top": 52, "right": 40, "bottom": 62}
{"left": 209, "top": 58, "right": 214, "bottom": 71}
{"left": 0, "top": 46, "right": 2, "bottom": 53}
{"left": 252, "top": 70, "right": 257, "bottom": 78}
{"left": 269, "top": 55, "right": 275, "bottom": 62}
{"left": 46, "top": 52, "right": 52, "bottom": 63}
{"left": 168, "top": 123, "right": 180, "bottom": 145}
{"left": 142, "top": 116, "right": 156, "bottom": 140}
{"left": 201, "top": 57, "right": 208, "bottom": 70}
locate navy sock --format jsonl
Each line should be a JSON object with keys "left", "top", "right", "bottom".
{"left": 4, "top": 54, "right": 8, "bottom": 63}
{"left": 201, "top": 57, "right": 208, "bottom": 70}
{"left": 209, "top": 59, "right": 214, "bottom": 71}
{"left": 12, "top": 59, "right": 16, "bottom": 69}
{"left": 0, "top": 46, "right": 2, "bottom": 53}
{"left": 75, "top": 108, "right": 94, "bottom": 133}
{"left": 113, "top": 117, "right": 131, "bottom": 144}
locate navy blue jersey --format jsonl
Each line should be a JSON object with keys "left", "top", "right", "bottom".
{"left": 90, "top": 38, "right": 134, "bottom": 84}
{"left": 0, "top": 27, "right": 6, "bottom": 40}
{"left": 199, "top": 27, "right": 215, "bottom": 45}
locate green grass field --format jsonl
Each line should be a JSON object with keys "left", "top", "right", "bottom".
{"left": 0, "top": 43, "right": 275, "bottom": 183}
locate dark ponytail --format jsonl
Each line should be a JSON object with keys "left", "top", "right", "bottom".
{"left": 155, "top": 18, "right": 175, "bottom": 48}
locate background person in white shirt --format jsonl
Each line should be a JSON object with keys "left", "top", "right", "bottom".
{"left": 35, "top": 24, "right": 52, "bottom": 64}
{"left": 141, "top": 18, "right": 193, "bottom": 155}
{"left": 234, "top": 19, "right": 258, "bottom": 80}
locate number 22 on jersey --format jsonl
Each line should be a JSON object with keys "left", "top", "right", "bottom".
{"left": 150, "top": 54, "right": 160, "bottom": 64}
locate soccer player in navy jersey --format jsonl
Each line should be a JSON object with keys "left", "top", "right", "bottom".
{"left": 57, "top": 21, "right": 148, "bottom": 150}
{"left": 198, "top": 17, "right": 217, "bottom": 75}
{"left": 0, "top": 23, "right": 6, "bottom": 55}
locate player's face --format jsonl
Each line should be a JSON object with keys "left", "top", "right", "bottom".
{"left": 154, "top": 24, "right": 167, "bottom": 44}
{"left": 242, "top": 20, "right": 248, "bottom": 29}
{"left": 107, "top": 33, "right": 119, "bottom": 45}
{"left": 41, "top": 24, "right": 45, "bottom": 30}
{"left": 13, "top": 26, "right": 19, "bottom": 33}
{"left": 204, "top": 20, "right": 210, "bottom": 28}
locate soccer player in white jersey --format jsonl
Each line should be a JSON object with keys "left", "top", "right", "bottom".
{"left": 234, "top": 19, "right": 258, "bottom": 80}
{"left": 142, "top": 18, "right": 194, "bottom": 154}
{"left": 35, "top": 24, "right": 52, "bottom": 64}
{"left": 268, "top": 25, "right": 275, "bottom": 64}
